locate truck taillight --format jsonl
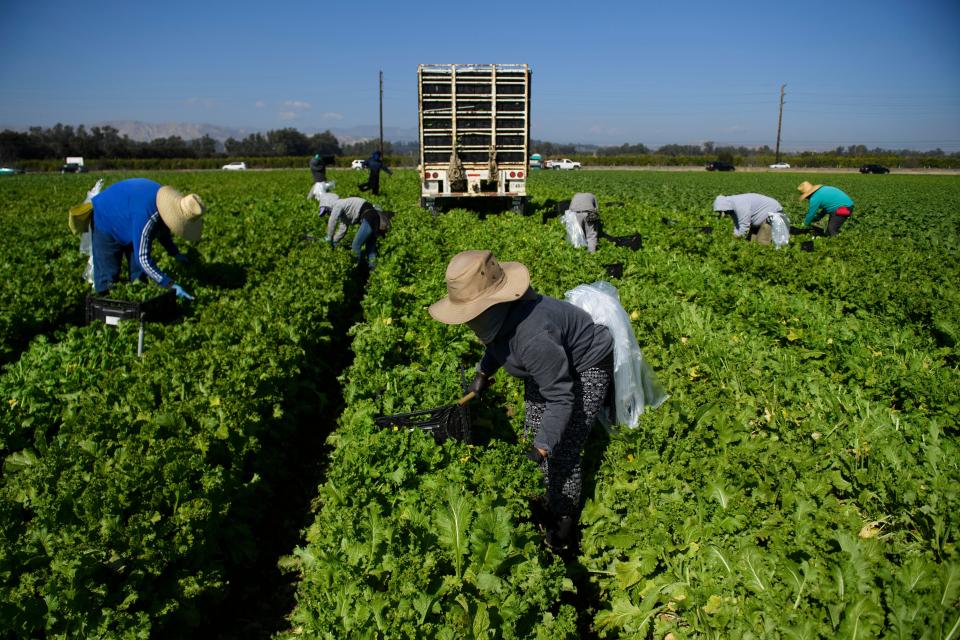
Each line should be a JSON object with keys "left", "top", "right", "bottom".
{"left": 509, "top": 171, "right": 516, "bottom": 178}
{"left": 518, "top": 171, "right": 524, "bottom": 178}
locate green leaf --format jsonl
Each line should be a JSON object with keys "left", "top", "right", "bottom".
{"left": 469, "top": 506, "right": 512, "bottom": 573}
{"left": 472, "top": 603, "right": 491, "bottom": 639}
{"left": 942, "top": 561, "right": 960, "bottom": 608}
{"left": 838, "top": 597, "right": 885, "bottom": 640}
{"left": 595, "top": 595, "right": 658, "bottom": 635}
{"left": 435, "top": 486, "right": 474, "bottom": 580}
{"left": 4, "top": 448, "right": 37, "bottom": 473}
{"left": 614, "top": 551, "right": 658, "bottom": 590}
{"left": 740, "top": 547, "right": 768, "bottom": 593}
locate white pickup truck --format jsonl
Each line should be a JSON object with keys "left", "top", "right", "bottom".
{"left": 551, "top": 158, "right": 581, "bottom": 170}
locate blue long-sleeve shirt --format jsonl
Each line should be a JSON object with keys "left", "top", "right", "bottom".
{"left": 804, "top": 186, "right": 854, "bottom": 226}
{"left": 92, "top": 178, "right": 179, "bottom": 287}
{"left": 366, "top": 153, "right": 392, "bottom": 175}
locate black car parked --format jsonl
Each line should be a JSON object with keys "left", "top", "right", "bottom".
{"left": 859, "top": 164, "right": 890, "bottom": 174}
{"left": 706, "top": 161, "right": 735, "bottom": 172}
{"left": 60, "top": 162, "right": 85, "bottom": 174}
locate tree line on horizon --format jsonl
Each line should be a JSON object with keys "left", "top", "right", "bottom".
{"left": 531, "top": 139, "right": 957, "bottom": 160}
{"left": 0, "top": 123, "right": 956, "bottom": 167}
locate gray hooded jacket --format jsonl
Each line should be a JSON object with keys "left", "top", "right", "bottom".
{"left": 326, "top": 196, "right": 372, "bottom": 242}
{"left": 569, "top": 192, "right": 598, "bottom": 214}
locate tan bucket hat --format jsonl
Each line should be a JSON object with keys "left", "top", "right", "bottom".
{"left": 797, "top": 181, "right": 822, "bottom": 201}
{"left": 429, "top": 250, "right": 530, "bottom": 324}
{"left": 156, "top": 186, "right": 204, "bottom": 242}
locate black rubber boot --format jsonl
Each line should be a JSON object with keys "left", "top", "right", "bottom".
{"left": 545, "top": 515, "right": 575, "bottom": 551}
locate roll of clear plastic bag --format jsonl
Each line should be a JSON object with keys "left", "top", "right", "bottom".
{"left": 770, "top": 211, "right": 790, "bottom": 248}
{"left": 80, "top": 179, "right": 104, "bottom": 284}
{"left": 561, "top": 210, "right": 587, "bottom": 248}
{"left": 565, "top": 281, "right": 669, "bottom": 428}
{"left": 307, "top": 180, "right": 336, "bottom": 200}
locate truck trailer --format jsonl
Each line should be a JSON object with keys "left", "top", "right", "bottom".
{"left": 418, "top": 63, "right": 531, "bottom": 214}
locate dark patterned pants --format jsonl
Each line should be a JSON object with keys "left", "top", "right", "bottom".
{"left": 524, "top": 363, "right": 612, "bottom": 517}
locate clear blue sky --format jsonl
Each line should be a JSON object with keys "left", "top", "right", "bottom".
{"left": 2, "top": 0, "right": 958, "bottom": 151}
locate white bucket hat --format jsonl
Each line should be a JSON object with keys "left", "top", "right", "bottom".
{"left": 156, "top": 186, "right": 204, "bottom": 242}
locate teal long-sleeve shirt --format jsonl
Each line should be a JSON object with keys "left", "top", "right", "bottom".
{"left": 804, "top": 186, "right": 854, "bottom": 226}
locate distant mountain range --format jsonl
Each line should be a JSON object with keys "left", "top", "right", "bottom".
{"left": 97, "top": 121, "right": 419, "bottom": 145}
{"left": 0, "top": 120, "right": 420, "bottom": 145}
{"left": 0, "top": 120, "right": 608, "bottom": 153}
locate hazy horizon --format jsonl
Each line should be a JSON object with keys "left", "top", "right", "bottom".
{"left": 2, "top": 1, "right": 958, "bottom": 152}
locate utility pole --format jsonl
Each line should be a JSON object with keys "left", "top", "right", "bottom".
{"left": 379, "top": 70, "right": 384, "bottom": 155}
{"left": 775, "top": 84, "right": 786, "bottom": 163}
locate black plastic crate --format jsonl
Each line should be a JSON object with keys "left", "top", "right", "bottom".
{"left": 85, "top": 290, "right": 178, "bottom": 326}
{"left": 605, "top": 233, "right": 643, "bottom": 251}
{"left": 604, "top": 262, "right": 624, "bottom": 278}
{"left": 374, "top": 402, "right": 471, "bottom": 444}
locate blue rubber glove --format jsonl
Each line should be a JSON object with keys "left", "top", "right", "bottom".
{"left": 325, "top": 235, "right": 336, "bottom": 248}
{"left": 175, "top": 254, "right": 189, "bottom": 264}
{"left": 171, "top": 284, "right": 194, "bottom": 300}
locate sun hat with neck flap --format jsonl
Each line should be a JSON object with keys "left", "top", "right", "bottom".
{"left": 429, "top": 250, "right": 530, "bottom": 325}
{"left": 156, "top": 186, "right": 205, "bottom": 242}
{"left": 797, "top": 181, "right": 822, "bottom": 201}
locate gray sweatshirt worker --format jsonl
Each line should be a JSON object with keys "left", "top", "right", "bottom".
{"left": 712, "top": 193, "right": 786, "bottom": 244}
{"left": 324, "top": 196, "right": 375, "bottom": 244}
{"left": 478, "top": 293, "right": 613, "bottom": 456}
{"left": 474, "top": 291, "right": 613, "bottom": 538}
{"left": 569, "top": 192, "right": 600, "bottom": 252}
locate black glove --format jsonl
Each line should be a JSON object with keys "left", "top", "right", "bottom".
{"left": 526, "top": 446, "right": 547, "bottom": 464}
{"left": 466, "top": 372, "right": 493, "bottom": 398}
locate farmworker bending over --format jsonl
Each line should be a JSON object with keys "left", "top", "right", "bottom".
{"left": 569, "top": 192, "right": 601, "bottom": 253}
{"left": 91, "top": 178, "right": 202, "bottom": 299}
{"left": 358, "top": 150, "right": 392, "bottom": 196}
{"left": 798, "top": 181, "right": 854, "bottom": 236}
{"left": 323, "top": 194, "right": 394, "bottom": 268}
{"left": 429, "top": 250, "right": 614, "bottom": 552}
{"left": 712, "top": 193, "right": 787, "bottom": 245}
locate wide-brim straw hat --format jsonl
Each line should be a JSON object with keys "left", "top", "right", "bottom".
{"left": 156, "top": 186, "right": 204, "bottom": 242}
{"left": 429, "top": 250, "right": 530, "bottom": 324}
{"left": 797, "top": 181, "right": 822, "bottom": 201}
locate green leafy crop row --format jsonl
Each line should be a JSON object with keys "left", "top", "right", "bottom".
{"left": 283, "top": 169, "right": 959, "bottom": 639}
{"left": 2, "top": 169, "right": 957, "bottom": 639}
{"left": 0, "top": 171, "right": 356, "bottom": 638}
